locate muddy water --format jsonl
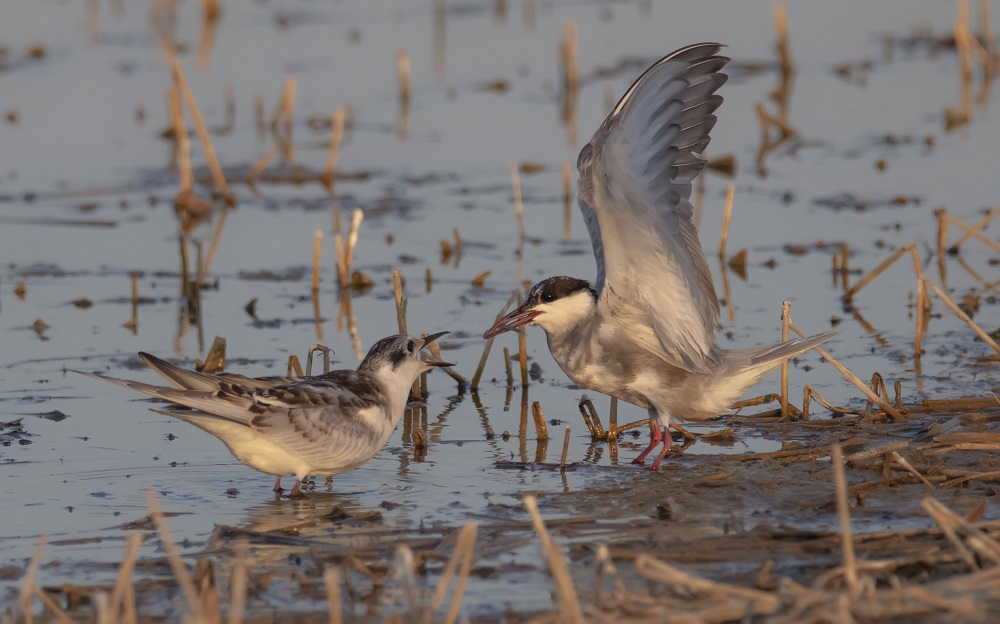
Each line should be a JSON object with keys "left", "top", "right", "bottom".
{"left": 1, "top": 0, "right": 999, "bottom": 618}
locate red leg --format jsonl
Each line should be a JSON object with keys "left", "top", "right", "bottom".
{"left": 273, "top": 476, "right": 282, "bottom": 492}
{"left": 649, "top": 431, "right": 674, "bottom": 470}
{"left": 632, "top": 426, "right": 663, "bottom": 465}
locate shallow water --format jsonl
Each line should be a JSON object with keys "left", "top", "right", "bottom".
{"left": 1, "top": 0, "right": 999, "bottom": 618}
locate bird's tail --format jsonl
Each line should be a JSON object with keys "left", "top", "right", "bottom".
{"left": 743, "top": 331, "right": 836, "bottom": 371}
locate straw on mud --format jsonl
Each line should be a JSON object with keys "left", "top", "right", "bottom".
{"left": 430, "top": 522, "right": 478, "bottom": 624}
{"left": 19, "top": 534, "right": 47, "bottom": 624}
{"left": 110, "top": 533, "right": 143, "bottom": 621}
{"left": 634, "top": 555, "right": 780, "bottom": 613}
{"left": 531, "top": 402, "right": 550, "bottom": 441}
{"left": 322, "top": 107, "right": 346, "bottom": 193}
{"left": 324, "top": 567, "right": 343, "bottom": 624}
{"left": 718, "top": 184, "right": 735, "bottom": 260}
{"left": 511, "top": 160, "right": 525, "bottom": 241}
{"left": 560, "top": 426, "right": 571, "bottom": 469}
{"left": 562, "top": 161, "right": 572, "bottom": 238}
{"left": 523, "top": 496, "right": 583, "bottom": 623}
{"left": 920, "top": 275, "right": 1000, "bottom": 354}
{"left": 312, "top": 229, "right": 323, "bottom": 292}
{"left": 146, "top": 492, "right": 200, "bottom": 614}
{"left": 168, "top": 54, "right": 230, "bottom": 200}
{"left": 890, "top": 451, "right": 935, "bottom": 490}
{"left": 788, "top": 320, "right": 906, "bottom": 421}
{"left": 831, "top": 444, "right": 860, "bottom": 596}
{"left": 780, "top": 301, "right": 791, "bottom": 419}
{"left": 471, "top": 289, "right": 520, "bottom": 390}
{"left": 922, "top": 497, "right": 979, "bottom": 570}
{"left": 228, "top": 538, "right": 249, "bottom": 624}
{"left": 33, "top": 587, "right": 71, "bottom": 624}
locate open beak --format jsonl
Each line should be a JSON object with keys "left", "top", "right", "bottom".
{"left": 419, "top": 331, "right": 454, "bottom": 367}
{"left": 483, "top": 305, "right": 543, "bottom": 339}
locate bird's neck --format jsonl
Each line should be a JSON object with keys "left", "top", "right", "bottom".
{"left": 372, "top": 367, "right": 419, "bottom": 427}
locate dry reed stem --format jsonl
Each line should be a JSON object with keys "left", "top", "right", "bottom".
{"left": 392, "top": 545, "right": 420, "bottom": 614}
{"left": 609, "top": 397, "right": 618, "bottom": 434}
{"left": 145, "top": 492, "right": 200, "bottom": 615}
{"left": 110, "top": 533, "right": 143, "bottom": 622}
{"left": 470, "top": 270, "right": 491, "bottom": 287}
{"left": 247, "top": 147, "right": 277, "bottom": 185}
{"left": 844, "top": 441, "right": 909, "bottom": 464}
{"left": 32, "top": 587, "right": 71, "bottom": 624}
{"left": 831, "top": 445, "right": 860, "bottom": 597}
{"left": 323, "top": 567, "right": 343, "bottom": 624}
{"left": 392, "top": 270, "right": 407, "bottom": 335}
{"left": 227, "top": 538, "right": 249, "bottom": 624}
{"left": 335, "top": 235, "right": 347, "bottom": 287}
{"left": 168, "top": 55, "right": 230, "bottom": 200}
{"left": 890, "top": 451, "right": 935, "bottom": 490}
{"left": 562, "top": 20, "right": 579, "bottom": 92}
{"left": 20, "top": 534, "right": 47, "bottom": 624}
{"left": 780, "top": 301, "right": 791, "bottom": 419}
{"left": 517, "top": 326, "right": 528, "bottom": 387}
{"left": 982, "top": 0, "right": 998, "bottom": 70}
{"left": 167, "top": 87, "right": 191, "bottom": 194}
{"left": 944, "top": 213, "right": 1000, "bottom": 255}
{"left": 269, "top": 76, "right": 298, "bottom": 130}
{"left": 288, "top": 355, "right": 303, "bottom": 376}
{"left": 427, "top": 339, "right": 466, "bottom": 387}
{"left": 200, "top": 205, "right": 229, "bottom": 276}
{"left": 788, "top": 321, "right": 906, "bottom": 421}
{"left": 503, "top": 347, "right": 513, "bottom": 386}
{"left": 937, "top": 209, "right": 950, "bottom": 263}
{"left": 312, "top": 229, "right": 323, "bottom": 292}
{"left": 951, "top": 205, "right": 1000, "bottom": 250}
{"left": 560, "top": 426, "right": 571, "bottom": 468}
{"left": 523, "top": 496, "right": 583, "bottom": 623}
{"left": 397, "top": 49, "right": 411, "bottom": 104}
{"left": 340, "top": 209, "right": 364, "bottom": 288}
{"left": 472, "top": 290, "right": 520, "bottom": 389}
{"left": 322, "top": 107, "right": 346, "bottom": 193}
{"left": 843, "top": 244, "right": 912, "bottom": 300}
{"left": 127, "top": 272, "right": 139, "bottom": 332}
{"left": 920, "top": 276, "right": 1000, "bottom": 354}
{"left": 511, "top": 160, "right": 525, "bottom": 241}
{"left": 531, "top": 402, "right": 550, "bottom": 441}
{"left": 718, "top": 184, "right": 736, "bottom": 260}
{"left": 429, "top": 522, "right": 478, "bottom": 624}
{"left": 562, "top": 161, "right": 572, "bottom": 238}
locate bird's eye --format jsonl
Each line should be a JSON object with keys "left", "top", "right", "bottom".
{"left": 406, "top": 340, "right": 415, "bottom": 353}
{"left": 541, "top": 292, "right": 554, "bottom": 303}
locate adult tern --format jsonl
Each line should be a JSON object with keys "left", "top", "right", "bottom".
{"left": 484, "top": 43, "right": 833, "bottom": 469}
{"left": 80, "top": 333, "right": 452, "bottom": 495}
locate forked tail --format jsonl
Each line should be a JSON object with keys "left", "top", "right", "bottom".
{"left": 746, "top": 332, "right": 835, "bottom": 371}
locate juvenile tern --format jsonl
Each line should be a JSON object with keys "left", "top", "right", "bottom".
{"left": 81, "top": 333, "right": 451, "bottom": 496}
{"left": 484, "top": 43, "right": 833, "bottom": 469}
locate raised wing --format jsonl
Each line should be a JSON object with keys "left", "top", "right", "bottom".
{"left": 577, "top": 43, "right": 729, "bottom": 373}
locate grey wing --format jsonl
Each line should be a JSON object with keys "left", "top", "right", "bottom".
{"left": 577, "top": 43, "right": 729, "bottom": 373}
{"left": 247, "top": 378, "right": 388, "bottom": 463}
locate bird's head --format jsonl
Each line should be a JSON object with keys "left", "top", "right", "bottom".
{"left": 483, "top": 277, "right": 596, "bottom": 339}
{"left": 359, "top": 332, "right": 453, "bottom": 384}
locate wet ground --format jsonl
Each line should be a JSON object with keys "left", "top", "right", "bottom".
{"left": 2, "top": 0, "right": 1000, "bottom": 621}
